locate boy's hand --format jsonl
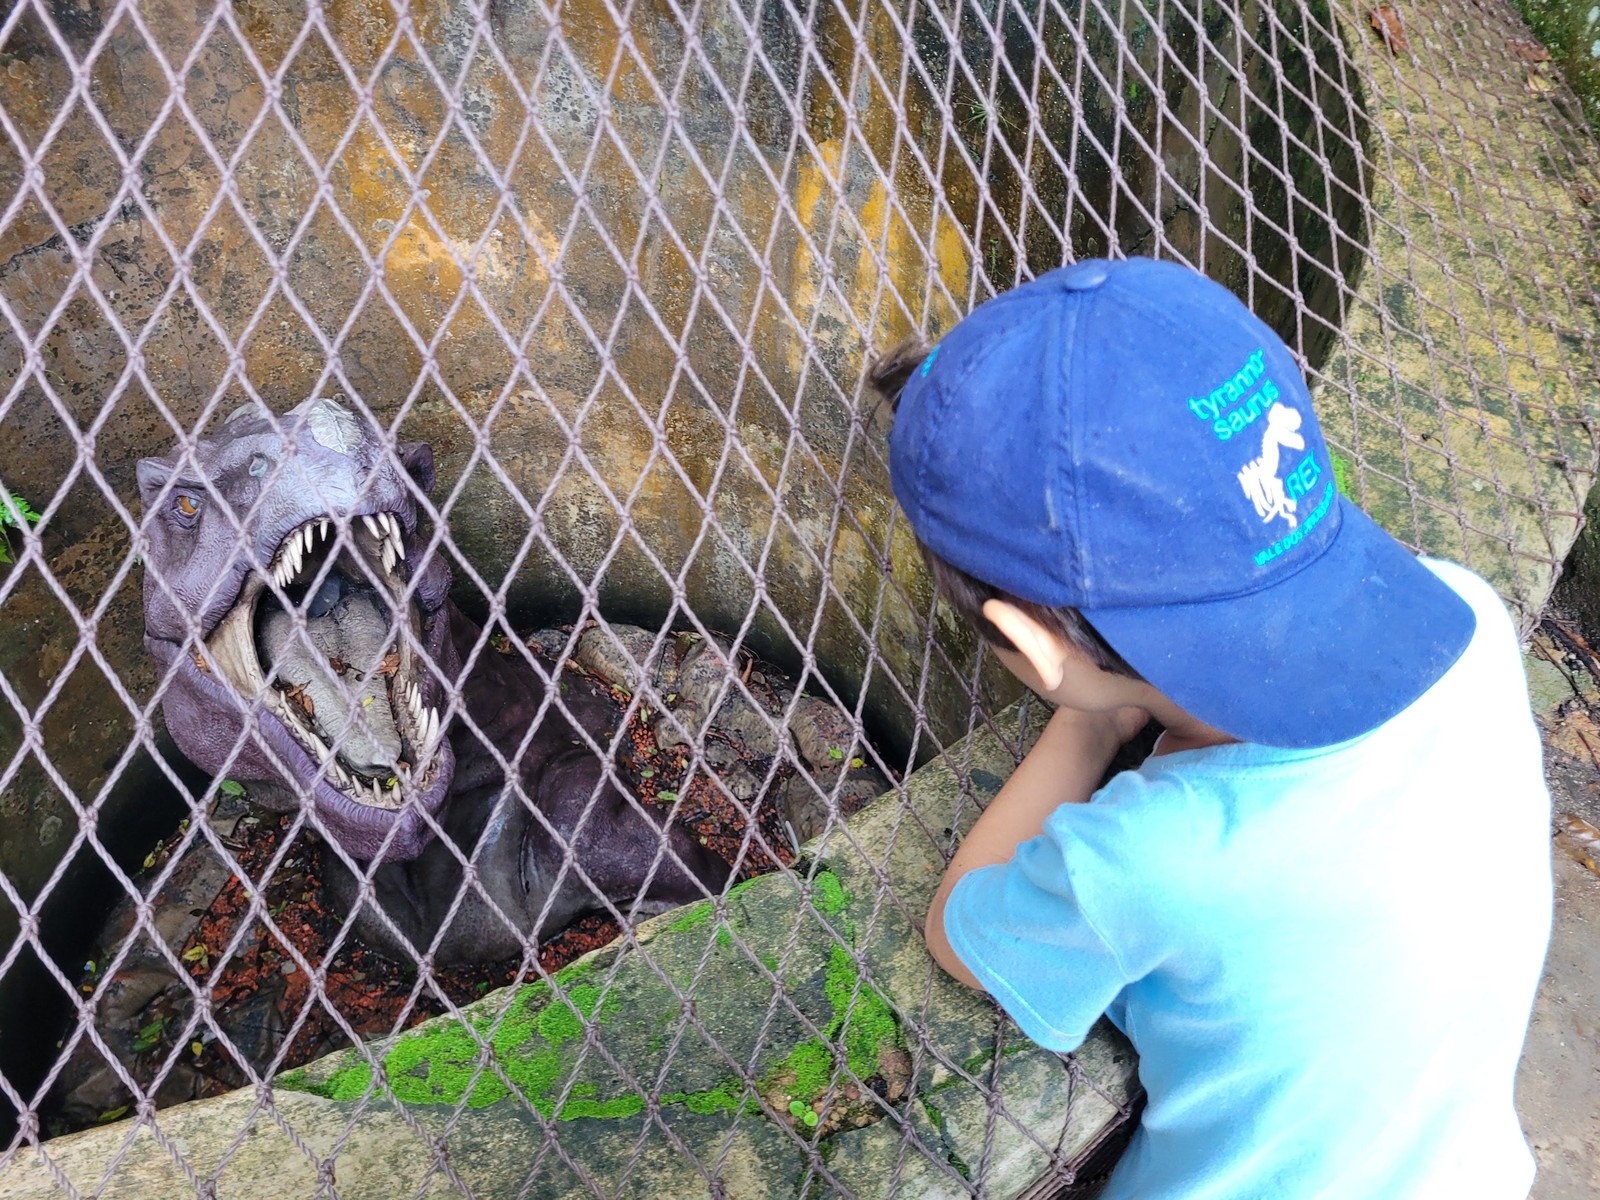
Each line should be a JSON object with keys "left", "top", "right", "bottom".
{"left": 1048, "top": 702, "right": 1150, "bottom": 753}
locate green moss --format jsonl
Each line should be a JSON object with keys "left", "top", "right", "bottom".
{"left": 690, "top": 1083, "right": 744, "bottom": 1114}
{"left": 325, "top": 1064, "right": 374, "bottom": 1102}
{"left": 767, "top": 945, "right": 899, "bottom": 1105}
{"left": 948, "top": 1150, "right": 972, "bottom": 1181}
{"left": 553, "top": 956, "right": 598, "bottom": 986}
{"left": 1330, "top": 452, "right": 1355, "bottom": 498}
{"left": 778, "top": 1040, "right": 835, "bottom": 1100}
{"left": 665, "top": 899, "right": 714, "bottom": 933}
{"left": 281, "top": 974, "right": 750, "bottom": 1123}
{"left": 959, "top": 1048, "right": 995, "bottom": 1076}
{"left": 278, "top": 870, "right": 888, "bottom": 1126}
{"left": 383, "top": 1019, "right": 511, "bottom": 1108}
{"left": 825, "top": 945, "right": 898, "bottom": 1080}
{"left": 811, "top": 871, "right": 848, "bottom": 916}
{"left": 559, "top": 1095, "right": 646, "bottom": 1119}
{"left": 715, "top": 925, "right": 732, "bottom": 949}
{"left": 536, "top": 1003, "right": 584, "bottom": 1047}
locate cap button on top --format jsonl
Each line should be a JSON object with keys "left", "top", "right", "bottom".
{"left": 1061, "top": 261, "right": 1110, "bottom": 290}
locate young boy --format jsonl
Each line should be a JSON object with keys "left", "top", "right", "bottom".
{"left": 875, "top": 258, "right": 1552, "bottom": 1198}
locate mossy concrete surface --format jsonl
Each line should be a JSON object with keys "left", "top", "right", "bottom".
{"left": 0, "top": 700, "right": 1137, "bottom": 1198}
{"left": 1315, "top": 1, "right": 1600, "bottom": 626}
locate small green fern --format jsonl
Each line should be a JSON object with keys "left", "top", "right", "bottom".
{"left": 0, "top": 487, "right": 41, "bottom": 565}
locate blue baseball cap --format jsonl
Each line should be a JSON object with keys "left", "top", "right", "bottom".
{"left": 889, "top": 257, "right": 1475, "bottom": 748}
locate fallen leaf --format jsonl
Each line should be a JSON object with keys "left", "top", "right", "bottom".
{"left": 1575, "top": 182, "right": 1597, "bottom": 206}
{"left": 877, "top": 1044, "right": 913, "bottom": 1102}
{"left": 131, "top": 1017, "right": 167, "bottom": 1052}
{"left": 284, "top": 681, "right": 315, "bottom": 720}
{"left": 1555, "top": 812, "right": 1600, "bottom": 878}
{"left": 1369, "top": 5, "right": 1406, "bottom": 54}
{"left": 1505, "top": 37, "right": 1551, "bottom": 63}
{"left": 378, "top": 651, "right": 401, "bottom": 678}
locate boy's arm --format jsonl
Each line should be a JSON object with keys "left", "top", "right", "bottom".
{"left": 925, "top": 704, "right": 1144, "bottom": 989}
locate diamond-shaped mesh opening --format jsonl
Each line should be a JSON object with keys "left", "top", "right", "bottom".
{"left": 1, "top": 0, "right": 1597, "bottom": 1192}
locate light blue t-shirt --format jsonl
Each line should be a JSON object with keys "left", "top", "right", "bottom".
{"left": 944, "top": 560, "right": 1552, "bottom": 1199}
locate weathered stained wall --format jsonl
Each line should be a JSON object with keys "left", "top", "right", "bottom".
{"left": 0, "top": 0, "right": 1366, "bottom": 1076}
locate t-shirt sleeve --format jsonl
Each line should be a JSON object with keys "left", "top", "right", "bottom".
{"left": 942, "top": 827, "right": 1131, "bottom": 1053}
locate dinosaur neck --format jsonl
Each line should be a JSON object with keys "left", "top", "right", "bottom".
{"left": 444, "top": 602, "right": 550, "bottom": 793}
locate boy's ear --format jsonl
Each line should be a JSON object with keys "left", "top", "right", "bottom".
{"left": 982, "top": 599, "right": 1068, "bottom": 692}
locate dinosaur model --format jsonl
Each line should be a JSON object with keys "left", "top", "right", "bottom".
{"left": 138, "top": 396, "right": 731, "bottom": 965}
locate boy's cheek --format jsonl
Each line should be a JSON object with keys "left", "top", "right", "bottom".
{"left": 993, "top": 645, "right": 1048, "bottom": 694}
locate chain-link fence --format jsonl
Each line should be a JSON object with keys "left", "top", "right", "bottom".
{"left": 0, "top": 0, "right": 1597, "bottom": 1194}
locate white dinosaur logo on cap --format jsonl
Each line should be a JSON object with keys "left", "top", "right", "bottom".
{"left": 1237, "top": 402, "right": 1305, "bottom": 529}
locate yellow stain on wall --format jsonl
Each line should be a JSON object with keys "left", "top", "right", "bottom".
{"left": 788, "top": 138, "right": 971, "bottom": 377}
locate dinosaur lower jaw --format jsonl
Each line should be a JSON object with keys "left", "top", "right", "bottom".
{"left": 204, "top": 516, "right": 445, "bottom": 813}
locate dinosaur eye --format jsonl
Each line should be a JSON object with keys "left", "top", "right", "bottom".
{"left": 175, "top": 494, "right": 200, "bottom": 519}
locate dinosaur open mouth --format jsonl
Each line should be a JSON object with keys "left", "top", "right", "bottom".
{"left": 203, "top": 513, "right": 442, "bottom": 811}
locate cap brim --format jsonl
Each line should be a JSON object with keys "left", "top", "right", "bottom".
{"left": 1081, "top": 502, "right": 1476, "bottom": 748}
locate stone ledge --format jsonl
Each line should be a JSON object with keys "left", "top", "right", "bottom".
{"left": 0, "top": 700, "right": 1137, "bottom": 1199}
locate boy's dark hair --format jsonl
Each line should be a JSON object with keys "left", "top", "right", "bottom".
{"left": 869, "top": 336, "right": 1144, "bottom": 681}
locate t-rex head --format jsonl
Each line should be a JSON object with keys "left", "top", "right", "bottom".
{"left": 138, "top": 396, "right": 457, "bottom": 862}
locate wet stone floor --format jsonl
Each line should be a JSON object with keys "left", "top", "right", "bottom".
{"left": 44, "top": 624, "right": 889, "bottom": 1137}
{"left": 1517, "top": 614, "right": 1600, "bottom": 1200}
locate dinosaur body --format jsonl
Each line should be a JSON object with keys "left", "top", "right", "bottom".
{"left": 138, "top": 397, "right": 728, "bottom": 965}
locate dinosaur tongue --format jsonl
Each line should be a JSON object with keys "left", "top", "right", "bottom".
{"left": 258, "top": 583, "right": 403, "bottom": 776}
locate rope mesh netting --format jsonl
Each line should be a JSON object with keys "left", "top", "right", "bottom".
{"left": 0, "top": 0, "right": 1596, "bottom": 1195}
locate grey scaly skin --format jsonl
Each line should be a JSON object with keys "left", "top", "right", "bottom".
{"left": 138, "top": 397, "right": 730, "bottom": 965}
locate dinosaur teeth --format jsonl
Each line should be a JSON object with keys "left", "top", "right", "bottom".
{"left": 387, "top": 515, "right": 407, "bottom": 559}
{"left": 362, "top": 514, "right": 382, "bottom": 543}
{"left": 319, "top": 518, "right": 330, "bottom": 543}
{"left": 385, "top": 514, "right": 407, "bottom": 561}
{"left": 381, "top": 540, "right": 396, "bottom": 574}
